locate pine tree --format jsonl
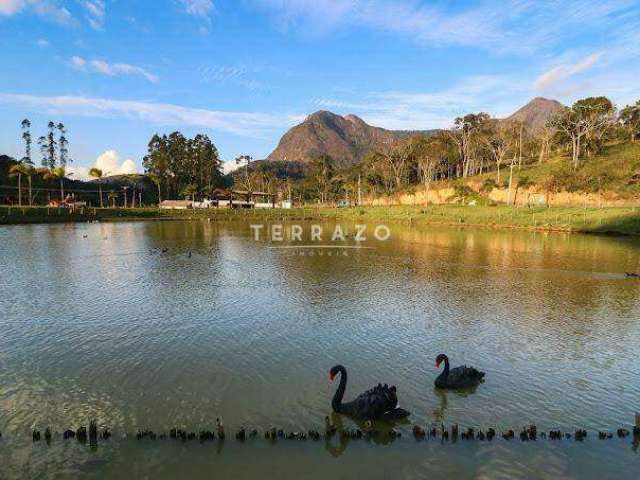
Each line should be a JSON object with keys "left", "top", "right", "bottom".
{"left": 21, "top": 119, "right": 33, "bottom": 165}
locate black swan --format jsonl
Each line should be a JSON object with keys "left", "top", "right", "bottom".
{"left": 329, "top": 365, "right": 410, "bottom": 420}
{"left": 434, "top": 354, "right": 485, "bottom": 389}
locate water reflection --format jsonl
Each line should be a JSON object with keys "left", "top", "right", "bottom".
{"left": 1, "top": 221, "right": 640, "bottom": 479}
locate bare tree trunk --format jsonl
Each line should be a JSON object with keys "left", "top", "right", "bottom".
{"left": 507, "top": 161, "right": 515, "bottom": 206}
{"left": 538, "top": 142, "right": 545, "bottom": 164}
{"left": 17, "top": 173, "right": 22, "bottom": 206}
{"left": 28, "top": 176, "right": 33, "bottom": 206}
{"left": 99, "top": 185, "right": 103, "bottom": 208}
{"left": 518, "top": 123, "right": 523, "bottom": 170}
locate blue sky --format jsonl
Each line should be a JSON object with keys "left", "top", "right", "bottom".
{"left": 1, "top": 0, "right": 639, "bottom": 177}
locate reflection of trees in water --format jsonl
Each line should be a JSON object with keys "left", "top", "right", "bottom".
{"left": 278, "top": 222, "right": 640, "bottom": 312}
{"left": 385, "top": 226, "right": 640, "bottom": 346}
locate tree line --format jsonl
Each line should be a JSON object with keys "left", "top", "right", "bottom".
{"left": 143, "top": 132, "right": 224, "bottom": 203}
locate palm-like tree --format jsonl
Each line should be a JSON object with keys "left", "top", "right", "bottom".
{"left": 88, "top": 168, "right": 104, "bottom": 207}
{"left": 24, "top": 164, "right": 36, "bottom": 206}
{"left": 107, "top": 191, "right": 118, "bottom": 208}
{"left": 181, "top": 184, "right": 198, "bottom": 202}
{"left": 43, "top": 167, "right": 68, "bottom": 200}
{"left": 9, "top": 162, "right": 30, "bottom": 206}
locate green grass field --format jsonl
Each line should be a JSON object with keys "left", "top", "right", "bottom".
{"left": 2, "top": 204, "right": 640, "bottom": 236}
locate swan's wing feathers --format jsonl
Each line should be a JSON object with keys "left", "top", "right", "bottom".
{"left": 449, "top": 366, "right": 485, "bottom": 385}
{"left": 462, "top": 365, "right": 485, "bottom": 379}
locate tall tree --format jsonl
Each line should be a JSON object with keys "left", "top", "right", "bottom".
{"left": 21, "top": 119, "right": 32, "bottom": 165}
{"left": 57, "top": 123, "right": 70, "bottom": 167}
{"left": 24, "top": 164, "right": 36, "bottom": 206}
{"left": 481, "top": 121, "right": 512, "bottom": 183}
{"left": 448, "top": 112, "right": 490, "bottom": 177}
{"left": 148, "top": 172, "right": 162, "bottom": 205}
{"left": 536, "top": 123, "right": 555, "bottom": 164}
{"left": 46, "top": 121, "right": 58, "bottom": 169}
{"left": 89, "top": 168, "right": 104, "bottom": 207}
{"left": 37, "top": 135, "right": 48, "bottom": 167}
{"left": 620, "top": 100, "right": 640, "bottom": 142}
{"left": 9, "top": 163, "right": 30, "bottom": 206}
{"left": 310, "top": 154, "right": 334, "bottom": 203}
{"left": 549, "top": 97, "right": 614, "bottom": 169}
{"left": 143, "top": 131, "right": 221, "bottom": 200}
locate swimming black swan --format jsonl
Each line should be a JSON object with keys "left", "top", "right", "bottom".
{"left": 434, "top": 354, "right": 485, "bottom": 389}
{"left": 329, "top": 365, "right": 410, "bottom": 420}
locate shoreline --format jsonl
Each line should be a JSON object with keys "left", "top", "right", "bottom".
{"left": 1, "top": 205, "right": 640, "bottom": 237}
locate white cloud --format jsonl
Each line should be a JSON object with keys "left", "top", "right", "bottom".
{"left": 71, "top": 56, "right": 159, "bottom": 83}
{"left": 36, "top": 38, "right": 49, "bottom": 47}
{"left": 94, "top": 150, "right": 138, "bottom": 176}
{"left": 0, "top": 0, "right": 25, "bottom": 15}
{"left": 222, "top": 161, "right": 238, "bottom": 175}
{"left": 35, "top": 0, "right": 72, "bottom": 24}
{"left": 311, "top": 75, "right": 528, "bottom": 130}
{"left": 254, "top": 0, "right": 636, "bottom": 53}
{"left": 0, "top": 92, "right": 299, "bottom": 138}
{"left": 81, "top": 0, "right": 105, "bottom": 30}
{"left": 180, "top": 0, "right": 215, "bottom": 20}
{"left": 534, "top": 53, "right": 602, "bottom": 91}
{"left": 0, "top": 0, "right": 74, "bottom": 23}
{"left": 68, "top": 150, "right": 139, "bottom": 181}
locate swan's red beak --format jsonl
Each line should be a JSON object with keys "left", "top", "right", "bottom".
{"left": 329, "top": 372, "right": 336, "bottom": 381}
{"left": 435, "top": 361, "right": 440, "bottom": 368}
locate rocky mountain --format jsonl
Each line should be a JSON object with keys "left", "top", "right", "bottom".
{"left": 267, "top": 111, "right": 432, "bottom": 166}
{"left": 267, "top": 98, "right": 563, "bottom": 166}
{"left": 504, "top": 97, "right": 563, "bottom": 131}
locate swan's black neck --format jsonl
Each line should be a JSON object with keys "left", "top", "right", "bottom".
{"left": 441, "top": 355, "right": 450, "bottom": 377}
{"left": 332, "top": 366, "right": 347, "bottom": 412}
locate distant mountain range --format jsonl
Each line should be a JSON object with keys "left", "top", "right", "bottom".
{"left": 266, "top": 97, "right": 563, "bottom": 166}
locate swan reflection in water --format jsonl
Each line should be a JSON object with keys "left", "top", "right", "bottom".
{"left": 323, "top": 412, "right": 410, "bottom": 457}
{"left": 432, "top": 383, "right": 481, "bottom": 426}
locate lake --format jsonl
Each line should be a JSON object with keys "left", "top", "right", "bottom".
{"left": 1, "top": 220, "right": 640, "bottom": 479}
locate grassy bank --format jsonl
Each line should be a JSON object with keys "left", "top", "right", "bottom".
{"left": 2, "top": 204, "right": 640, "bottom": 236}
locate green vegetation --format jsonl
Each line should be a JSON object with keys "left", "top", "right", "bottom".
{"left": 465, "top": 141, "right": 640, "bottom": 199}
{"left": 143, "top": 132, "right": 224, "bottom": 201}
{"left": 2, "top": 204, "right": 640, "bottom": 236}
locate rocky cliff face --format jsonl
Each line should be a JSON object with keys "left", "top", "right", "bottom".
{"left": 267, "top": 111, "right": 428, "bottom": 166}
{"left": 267, "top": 98, "right": 563, "bottom": 165}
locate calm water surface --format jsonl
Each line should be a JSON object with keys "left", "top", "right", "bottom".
{"left": 1, "top": 220, "right": 640, "bottom": 479}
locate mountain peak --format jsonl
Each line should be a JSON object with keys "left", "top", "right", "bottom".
{"left": 506, "top": 97, "right": 563, "bottom": 131}
{"left": 268, "top": 110, "right": 427, "bottom": 165}
{"left": 306, "top": 110, "right": 341, "bottom": 121}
